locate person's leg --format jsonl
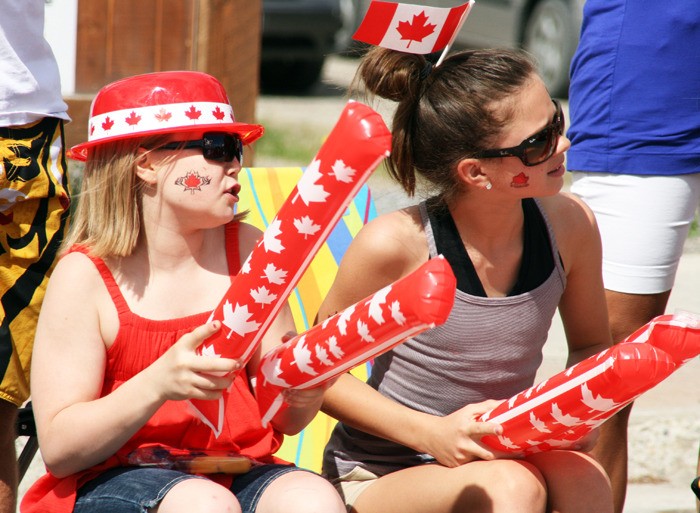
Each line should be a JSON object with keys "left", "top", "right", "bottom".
{"left": 349, "top": 459, "right": 547, "bottom": 513}
{"left": 570, "top": 171, "right": 700, "bottom": 513}
{"left": 74, "top": 466, "right": 237, "bottom": 513}
{"left": 0, "top": 401, "right": 18, "bottom": 513}
{"left": 526, "top": 450, "right": 613, "bottom": 513}
{"left": 255, "top": 468, "right": 345, "bottom": 513}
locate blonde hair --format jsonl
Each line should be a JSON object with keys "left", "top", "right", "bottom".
{"left": 62, "top": 135, "right": 246, "bottom": 258}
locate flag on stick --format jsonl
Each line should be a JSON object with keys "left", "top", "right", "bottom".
{"left": 353, "top": 1, "right": 474, "bottom": 55}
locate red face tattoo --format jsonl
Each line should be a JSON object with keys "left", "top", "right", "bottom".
{"left": 511, "top": 172, "right": 530, "bottom": 188}
{"left": 175, "top": 170, "right": 212, "bottom": 194}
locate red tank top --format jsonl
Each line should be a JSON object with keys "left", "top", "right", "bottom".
{"left": 21, "top": 222, "right": 289, "bottom": 513}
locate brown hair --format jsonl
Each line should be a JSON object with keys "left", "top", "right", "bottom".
{"left": 351, "top": 47, "right": 537, "bottom": 201}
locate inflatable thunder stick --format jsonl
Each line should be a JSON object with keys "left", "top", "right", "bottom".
{"left": 479, "top": 312, "right": 700, "bottom": 454}
{"left": 189, "top": 101, "right": 391, "bottom": 435}
{"left": 256, "top": 255, "right": 457, "bottom": 427}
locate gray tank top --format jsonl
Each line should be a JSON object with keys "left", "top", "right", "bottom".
{"left": 323, "top": 199, "right": 566, "bottom": 479}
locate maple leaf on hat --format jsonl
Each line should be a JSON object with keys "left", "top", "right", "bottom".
{"left": 102, "top": 117, "right": 114, "bottom": 131}
{"left": 155, "top": 108, "right": 172, "bottom": 122}
{"left": 125, "top": 111, "right": 142, "bottom": 127}
{"left": 213, "top": 106, "right": 226, "bottom": 121}
{"left": 185, "top": 105, "right": 202, "bottom": 121}
{"left": 397, "top": 11, "right": 436, "bottom": 47}
{"left": 294, "top": 215, "right": 321, "bottom": 239}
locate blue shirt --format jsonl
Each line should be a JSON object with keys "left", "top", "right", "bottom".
{"left": 567, "top": 0, "right": 700, "bottom": 175}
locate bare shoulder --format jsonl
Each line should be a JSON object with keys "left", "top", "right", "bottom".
{"left": 348, "top": 205, "right": 427, "bottom": 277}
{"left": 237, "top": 220, "right": 263, "bottom": 256}
{"left": 319, "top": 206, "right": 428, "bottom": 317}
{"left": 538, "top": 192, "right": 602, "bottom": 269}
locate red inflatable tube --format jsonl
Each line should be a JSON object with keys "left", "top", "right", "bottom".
{"left": 189, "top": 101, "right": 391, "bottom": 436}
{"left": 255, "top": 255, "right": 457, "bottom": 427}
{"left": 479, "top": 312, "right": 700, "bottom": 454}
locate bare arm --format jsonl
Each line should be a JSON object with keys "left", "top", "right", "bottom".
{"left": 32, "top": 253, "right": 239, "bottom": 477}
{"left": 319, "top": 210, "right": 503, "bottom": 464}
{"left": 544, "top": 193, "right": 614, "bottom": 365}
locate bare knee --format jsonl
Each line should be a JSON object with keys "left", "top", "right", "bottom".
{"left": 453, "top": 460, "right": 546, "bottom": 513}
{"left": 256, "top": 470, "right": 345, "bottom": 513}
{"left": 153, "top": 478, "right": 241, "bottom": 513}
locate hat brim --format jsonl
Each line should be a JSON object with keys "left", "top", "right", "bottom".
{"left": 69, "top": 122, "right": 264, "bottom": 162}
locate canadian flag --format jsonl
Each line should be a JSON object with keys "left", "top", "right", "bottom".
{"left": 353, "top": 1, "right": 474, "bottom": 55}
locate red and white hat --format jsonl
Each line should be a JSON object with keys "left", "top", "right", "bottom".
{"left": 69, "top": 70, "right": 264, "bottom": 161}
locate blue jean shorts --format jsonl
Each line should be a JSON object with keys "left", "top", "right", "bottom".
{"left": 74, "top": 464, "right": 301, "bottom": 513}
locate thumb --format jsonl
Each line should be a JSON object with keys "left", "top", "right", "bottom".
{"left": 182, "top": 320, "right": 222, "bottom": 351}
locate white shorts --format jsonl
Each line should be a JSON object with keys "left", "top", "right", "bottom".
{"left": 570, "top": 172, "right": 700, "bottom": 294}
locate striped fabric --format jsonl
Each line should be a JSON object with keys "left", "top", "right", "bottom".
{"left": 236, "top": 166, "right": 375, "bottom": 470}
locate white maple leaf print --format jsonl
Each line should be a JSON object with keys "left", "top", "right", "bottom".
{"left": 263, "top": 219, "right": 285, "bottom": 253}
{"left": 337, "top": 304, "right": 355, "bottom": 336}
{"left": 251, "top": 286, "right": 278, "bottom": 305}
{"left": 294, "top": 215, "right": 321, "bottom": 239}
{"left": 240, "top": 257, "right": 252, "bottom": 274}
{"left": 327, "top": 336, "right": 345, "bottom": 359}
{"left": 260, "top": 354, "right": 291, "bottom": 387}
{"left": 357, "top": 320, "right": 375, "bottom": 343}
{"left": 199, "top": 344, "right": 221, "bottom": 358}
{"left": 315, "top": 345, "right": 334, "bottom": 366}
{"left": 368, "top": 286, "right": 390, "bottom": 324}
{"left": 389, "top": 301, "right": 406, "bottom": 325}
{"left": 262, "top": 263, "right": 287, "bottom": 285}
{"left": 295, "top": 159, "right": 329, "bottom": 205}
{"left": 496, "top": 435, "right": 518, "bottom": 450}
{"left": 331, "top": 159, "right": 356, "bottom": 183}
{"left": 580, "top": 383, "right": 618, "bottom": 411}
{"left": 222, "top": 301, "right": 261, "bottom": 337}
{"left": 550, "top": 403, "right": 581, "bottom": 427}
{"left": 529, "top": 411, "right": 552, "bottom": 433}
{"left": 292, "top": 337, "right": 318, "bottom": 376}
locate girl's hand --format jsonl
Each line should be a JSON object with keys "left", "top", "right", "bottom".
{"left": 281, "top": 377, "right": 338, "bottom": 409}
{"left": 422, "top": 399, "right": 507, "bottom": 467}
{"left": 146, "top": 321, "right": 241, "bottom": 402}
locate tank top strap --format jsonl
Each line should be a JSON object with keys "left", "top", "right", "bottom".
{"left": 225, "top": 221, "right": 241, "bottom": 280}
{"left": 418, "top": 201, "right": 439, "bottom": 258}
{"left": 67, "top": 245, "right": 131, "bottom": 318}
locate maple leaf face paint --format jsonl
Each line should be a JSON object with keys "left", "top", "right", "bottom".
{"left": 175, "top": 170, "right": 212, "bottom": 194}
{"left": 510, "top": 172, "right": 530, "bottom": 188}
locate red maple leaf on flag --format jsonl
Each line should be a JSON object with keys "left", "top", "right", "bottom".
{"left": 125, "top": 111, "right": 141, "bottom": 127}
{"left": 396, "top": 11, "right": 436, "bottom": 48}
{"left": 102, "top": 117, "right": 114, "bottom": 131}
{"left": 212, "top": 106, "right": 226, "bottom": 121}
{"left": 185, "top": 105, "right": 202, "bottom": 121}
{"left": 155, "top": 108, "right": 172, "bottom": 122}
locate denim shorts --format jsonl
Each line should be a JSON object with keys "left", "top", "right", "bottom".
{"left": 74, "top": 464, "right": 302, "bottom": 513}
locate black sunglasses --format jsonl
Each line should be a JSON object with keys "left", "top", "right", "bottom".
{"left": 161, "top": 132, "right": 243, "bottom": 163}
{"left": 473, "top": 99, "right": 565, "bottom": 167}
